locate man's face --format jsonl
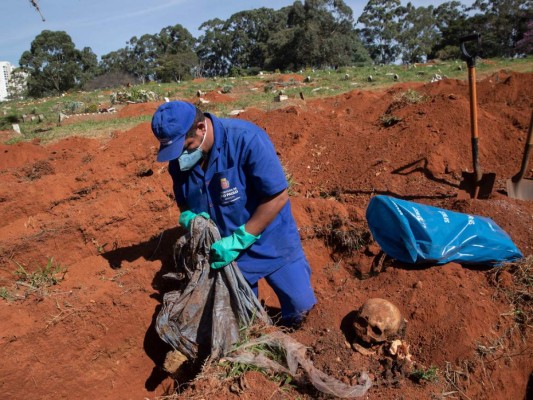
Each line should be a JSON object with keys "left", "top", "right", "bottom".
{"left": 182, "top": 121, "right": 207, "bottom": 152}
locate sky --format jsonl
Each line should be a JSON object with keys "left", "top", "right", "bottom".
{"left": 1, "top": 0, "right": 470, "bottom": 66}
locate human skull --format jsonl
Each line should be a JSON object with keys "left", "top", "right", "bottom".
{"left": 353, "top": 298, "right": 403, "bottom": 344}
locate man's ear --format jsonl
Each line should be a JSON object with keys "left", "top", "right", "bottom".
{"left": 198, "top": 120, "right": 208, "bottom": 131}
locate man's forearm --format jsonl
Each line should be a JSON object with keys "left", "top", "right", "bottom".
{"left": 244, "top": 189, "right": 289, "bottom": 236}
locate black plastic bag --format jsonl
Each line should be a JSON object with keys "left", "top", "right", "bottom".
{"left": 156, "top": 216, "right": 270, "bottom": 361}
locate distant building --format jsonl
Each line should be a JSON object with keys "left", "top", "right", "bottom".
{"left": 0, "top": 61, "right": 14, "bottom": 101}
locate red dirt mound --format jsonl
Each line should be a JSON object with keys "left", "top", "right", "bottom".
{"left": 275, "top": 73, "right": 306, "bottom": 82}
{"left": 0, "top": 71, "right": 531, "bottom": 400}
{"left": 116, "top": 101, "right": 161, "bottom": 118}
{"left": 202, "top": 90, "right": 235, "bottom": 103}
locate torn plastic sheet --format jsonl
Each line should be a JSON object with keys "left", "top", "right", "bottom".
{"left": 224, "top": 330, "right": 372, "bottom": 398}
{"left": 156, "top": 216, "right": 371, "bottom": 397}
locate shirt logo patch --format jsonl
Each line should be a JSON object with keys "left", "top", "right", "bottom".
{"left": 221, "top": 178, "right": 230, "bottom": 189}
{"left": 220, "top": 185, "right": 240, "bottom": 205}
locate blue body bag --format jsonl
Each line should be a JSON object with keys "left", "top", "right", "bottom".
{"left": 366, "top": 195, "right": 523, "bottom": 265}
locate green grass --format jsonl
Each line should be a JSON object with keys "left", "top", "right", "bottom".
{"left": 312, "top": 216, "right": 371, "bottom": 255}
{"left": 490, "top": 256, "right": 532, "bottom": 330}
{"left": 393, "top": 88, "right": 427, "bottom": 104}
{"left": 0, "top": 287, "right": 14, "bottom": 301}
{"left": 0, "top": 258, "right": 67, "bottom": 301}
{"left": 2, "top": 57, "right": 531, "bottom": 144}
{"left": 219, "top": 323, "right": 291, "bottom": 384}
{"left": 14, "top": 257, "right": 67, "bottom": 289}
{"left": 282, "top": 164, "right": 299, "bottom": 196}
{"left": 6, "top": 114, "right": 151, "bottom": 144}
{"left": 410, "top": 365, "right": 439, "bottom": 383}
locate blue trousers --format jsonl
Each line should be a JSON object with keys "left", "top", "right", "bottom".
{"left": 248, "top": 256, "right": 316, "bottom": 324}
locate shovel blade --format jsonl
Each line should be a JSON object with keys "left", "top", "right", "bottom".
{"left": 457, "top": 172, "right": 496, "bottom": 199}
{"left": 506, "top": 178, "right": 533, "bottom": 200}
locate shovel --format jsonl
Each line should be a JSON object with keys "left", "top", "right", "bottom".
{"left": 457, "top": 33, "right": 496, "bottom": 200}
{"left": 506, "top": 112, "right": 533, "bottom": 200}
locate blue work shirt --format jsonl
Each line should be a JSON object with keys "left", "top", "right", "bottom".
{"left": 169, "top": 113, "right": 304, "bottom": 283}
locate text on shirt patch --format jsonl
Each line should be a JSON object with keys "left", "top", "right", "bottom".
{"left": 219, "top": 178, "right": 241, "bottom": 204}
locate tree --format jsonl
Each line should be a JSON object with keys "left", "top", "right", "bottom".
{"left": 126, "top": 33, "right": 159, "bottom": 83}
{"left": 100, "top": 34, "right": 158, "bottom": 83}
{"left": 264, "top": 23, "right": 298, "bottom": 71}
{"left": 397, "top": 3, "right": 440, "bottom": 63}
{"left": 357, "top": 0, "right": 404, "bottom": 64}
{"left": 516, "top": 20, "right": 533, "bottom": 54}
{"left": 19, "top": 30, "right": 96, "bottom": 97}
{"left": 468, "top": 0, "right": 531, "bottom": 57}
{"left": 100, "top": 48, "right": 132, "bottom": 74}
{"left": 196, "top": 1, "right": 368, "bottom": 75}
{"left": 155, "top": 24, "right": 198, "bottom": 82}
{"left": 156, "top": 52, "right": 198, "bottom": 82}
{"left": 429, "top": 1, "right": 470, "bottom": 59}
{"left": 266, "top": 0, "right": 369, "bottom": 70}
{"left": 78, "top": 47, "right": 99, "bottom": 86}
{"left": 225, "top": 8, "right": 285, "bottom": 74}
{"left": 196, "top": 18, "right": 233, "bottom": 76}
{"left": 100, "top": 24, "right": 198, "bottom": 82}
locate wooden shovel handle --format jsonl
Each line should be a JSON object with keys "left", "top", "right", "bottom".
{"left": 468, "top": 59, "right": 482, "bottom": 181}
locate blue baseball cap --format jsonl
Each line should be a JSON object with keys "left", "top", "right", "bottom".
{"left": 151, "top": 101, "right": 196, "bottom": 162}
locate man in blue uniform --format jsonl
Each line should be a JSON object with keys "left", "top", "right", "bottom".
{"left": 151, "top": 101, "right": 316, "bottom": 326}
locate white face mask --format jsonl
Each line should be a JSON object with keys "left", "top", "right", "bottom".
{"left": 178, "top": 128, "right": 207, "bottom": 171}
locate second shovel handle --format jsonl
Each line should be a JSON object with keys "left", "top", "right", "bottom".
{"left": 512, "top": 111, "right": 533, "bottom": 182}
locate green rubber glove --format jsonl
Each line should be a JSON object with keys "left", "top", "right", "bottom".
{"left": 210, "top": 225, "right": 261, "bottom": 269}
{"left": 178, "top": 210, "right": 210, "bottom": 230}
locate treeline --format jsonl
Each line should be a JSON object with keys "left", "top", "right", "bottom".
{"left": 16, "top": 0, "right": 532, "bottom": 98}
